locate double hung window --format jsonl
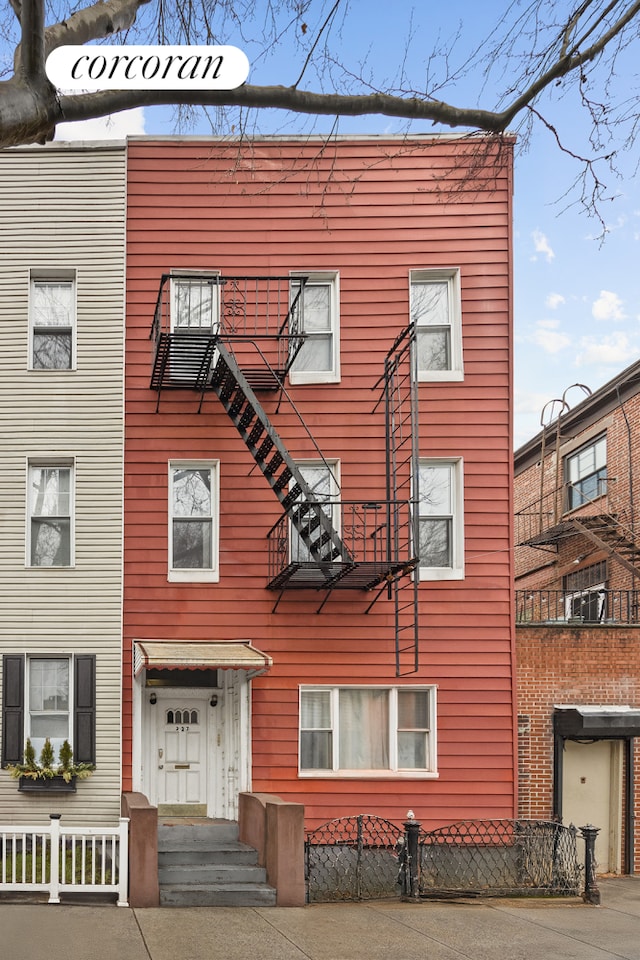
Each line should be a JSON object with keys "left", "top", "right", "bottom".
{"left": 565, "top": 434, "right": 607, "bottom": 510}
{"left": 410, "top": 269, "right": 463, "bottom": 381}
{"left": 290, "top": 273, "right": 339, "bottom": 383}
{"left": 418, "top": 459, "right": 464, "bottom": 580}
{"left": 28, "top": 462, "right": 73, "bottom": 567}
{"left": 30, "top": 272, "right": 75, "bottom": 370}
{"left": 299, "top": 686, "right": 436, "bottom": 776}
{"left": 27, "top": 658, "right": 70, "bottom": 757}
{"left": 169, "top": 462, "right": 219, "bottom": 581}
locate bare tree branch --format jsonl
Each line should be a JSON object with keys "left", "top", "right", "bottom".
{"left": 44, "top": 0, "right": 152, "bottom": 54}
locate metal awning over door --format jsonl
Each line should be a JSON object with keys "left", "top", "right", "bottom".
{"left": 133, "top": 640, "right": 272, "bottom": 679}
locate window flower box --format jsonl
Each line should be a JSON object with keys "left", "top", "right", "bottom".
{"left": 18, "top": 774, "right": 77, "bottom": 793}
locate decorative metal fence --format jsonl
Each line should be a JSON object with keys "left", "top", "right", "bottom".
{"left": 306, "top": 816, "right": 583, "bottom": 903}
{"left": 305, "top": 814, "right": 404, "bottom": 903}
{"left": 416, "top": 820, "right": 581, "bottom": 898}
{"left": 0, "top": 816, "right": 129, "bottom": 905}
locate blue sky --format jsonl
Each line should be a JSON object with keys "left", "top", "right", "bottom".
{"left": 44, "top": 1, "right": 640, "bottom": 448}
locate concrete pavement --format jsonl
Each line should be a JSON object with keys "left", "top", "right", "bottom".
{"left": 1, "top": 878, "right": 639, "bottom": 960}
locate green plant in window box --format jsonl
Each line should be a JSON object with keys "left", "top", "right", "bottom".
{"left": 8, "top": 737, "right": 94, "bottom": 783}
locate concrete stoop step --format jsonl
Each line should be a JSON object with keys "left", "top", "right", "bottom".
{"left": 158, "top": 821, "right": 276, "bottom": 907}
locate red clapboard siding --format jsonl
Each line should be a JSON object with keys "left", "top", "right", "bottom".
{"left": 122, "top": 136, "right": 516, "bottom": 825}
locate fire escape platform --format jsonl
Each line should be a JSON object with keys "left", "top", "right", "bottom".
{"left": 519, "top": 519, "right": 592, "bottom": 549}
{"left": 266, "top": 558, "right": 416, "bottom": 592}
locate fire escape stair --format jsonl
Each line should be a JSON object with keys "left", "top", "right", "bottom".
{"left": 209, "top": 341, "right": 355, "bottom": 585}
{"left": 569, "top": 514, "right": 640, "bottom": 578}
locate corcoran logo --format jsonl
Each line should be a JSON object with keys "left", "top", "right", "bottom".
{"left": 45, "top": 45, "right": 250, "bottom": 91}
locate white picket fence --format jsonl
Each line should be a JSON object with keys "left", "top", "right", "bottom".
{"left": 0, "top": 816, "right": 129, "bottom": 905}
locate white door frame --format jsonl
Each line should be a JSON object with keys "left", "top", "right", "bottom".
{"left": 133, "top": 668, "right": 252, "bottom": 820}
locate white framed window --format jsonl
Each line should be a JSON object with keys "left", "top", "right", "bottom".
{"left": 169, "top": 461, "right": 219, "bottom": 582}
{"left": 418, "top": 458, "right": 464, "bottom": 580}
{"left": 565, "top": 434, "right": 607, "bottom": 511}
{"left": 289, "top": 272, "right": 340, "bottom": 384}
{"left": 27, "top": 657, "right": 71, "bottom": 758}
{"left": 299, "top": 685, "right": 437, "bottom": 777}
{"left": 291, "top": 460, "right": 340, "bottom": 563}
{"left": 27, "top": 461, "right": 74, "bottom": 567}
{"left": 29, "top": 270, "right": 76, "bottom": 370}
{"left": 170, "top": 273, "right": 220, "bottom": 332}
{"left": 410, "top": 269, "right": 463, "bottom": 381}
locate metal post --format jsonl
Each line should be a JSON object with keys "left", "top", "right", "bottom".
{"left": 402, "top": 811, "right": 420, "bottom": 901}
{"left": 580, "top": 824, "right": 601, "bottom": 904}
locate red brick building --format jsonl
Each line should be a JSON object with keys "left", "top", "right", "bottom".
{"left": 515, "top": 360, "right": 640, "bottom": 873}
{"left": 123, "top": 135, "right": 516, "bottom": 832}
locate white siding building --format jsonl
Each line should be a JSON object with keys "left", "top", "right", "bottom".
{"left": 0, "top": 143, "right": 125, "bottom": 824}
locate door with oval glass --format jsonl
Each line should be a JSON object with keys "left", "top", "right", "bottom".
{"left": 155, "top": 696, "right": 208, "bottom": 812}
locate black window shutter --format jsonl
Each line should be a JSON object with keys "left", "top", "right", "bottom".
{"left": 74, "top": 655, "right": 96, "bottom": 765}
{"left": 2, "top": 655, "right": 25, "bottom": 767}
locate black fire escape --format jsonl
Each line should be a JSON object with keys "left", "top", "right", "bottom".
{"left": 150, "top": 274, "right": 420, "bottom": 675}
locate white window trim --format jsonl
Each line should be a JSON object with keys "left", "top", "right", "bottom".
{"left": 418, "top": 457, "right": 464, "bottom": 581}
{"left": 168, "top": 460, "right": 220, "bottom": 583}
{"left": 410, "top": 268, "right": 463, "bottom": 382}
{"left": 169, "top": 270, "right": 221, "bottom": 332}
{"left": 28, "top": 269, "right": 77, "bottom": 372}
{"left": 26, "top": 458, "right": 75, "bottom": 568}
{"left": 289, "top": 271, "right": 340, "bottom": 385}
{"left": 26, "top": 654, "right": 73, "bottom": 754}
{"left": 298, "top": 684, "right": 438, "bottom": 779}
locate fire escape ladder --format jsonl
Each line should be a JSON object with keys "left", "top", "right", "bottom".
{"left": 210, "top": 340, "right": 352, "bottom": 567}
{"left": 378, "top": 323, "right": 420, "bottom": 677}
{"left": 569, "top": 514, "right": 640, "bottom": 579}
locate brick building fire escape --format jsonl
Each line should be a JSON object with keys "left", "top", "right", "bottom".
{"left": 149, "top": 274, "right": 420, "bottom": 676}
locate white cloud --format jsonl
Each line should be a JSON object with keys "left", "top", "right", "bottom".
{"left": 54, "top": 107, "right": 146, "bottom": 142}
{"left": 531, "top": 229, "right": 555, "bottom": 263}
{"left": 545, "top": 293, "right": 565, "bottom": 309}
{"left": 576, "top": 331, "right": 633, "bottom": 366}
{"left": 531, "top": 323, "right": 571, "bottom": 354}
{"left": 592, "top": 289, "right": 626, "bottom": 321}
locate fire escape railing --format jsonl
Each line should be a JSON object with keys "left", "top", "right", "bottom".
{"left": 150, "top": 273, "right": 307, "bottom": 393}
{"left": 515, "top": 481, "right": 611, "bottom": 546}
{"left": 267, "top": 499, "right": 416, "bottom": 592}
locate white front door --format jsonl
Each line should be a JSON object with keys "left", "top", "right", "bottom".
{"left": 156, "top": 695, "right": 208, "bottom": 810}
{"left": 137, "top": 671, "right": 252, "bottom": 820}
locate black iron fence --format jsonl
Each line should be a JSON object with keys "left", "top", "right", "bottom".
{"left": 516, "top": 589, "right": 640, "bottom": 624}
{"left": 306, "top": 815, "right": 594, "bottom": 904}
{"left": 305, "top": 814, "right": 403, "bottom": 903}
{"left": 413, "top": 819, "right": 581, "bottom": 898}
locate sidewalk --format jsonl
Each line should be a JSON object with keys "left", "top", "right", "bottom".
{"left": 2, "top": 877, "right": 639, "bottom": 960}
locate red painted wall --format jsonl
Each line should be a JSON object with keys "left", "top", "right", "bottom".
{"left": 124, "top": 137, "right": 515, "bottom": 828}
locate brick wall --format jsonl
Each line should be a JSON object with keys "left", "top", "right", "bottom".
{"left": 516, "top": 623, "right": 640, "bottom": 873}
